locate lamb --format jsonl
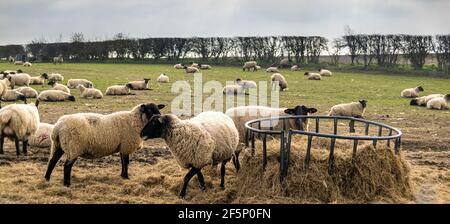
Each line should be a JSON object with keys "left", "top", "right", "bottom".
{"left": 401, "top": 86, "right": 424, "bottom": 98}
{"left": 328, "top": 100, "right": 367, "bottom": 118}
{"left": 223, "top": 84, "right": 246, "bottom": 95}
{"left": 16, "top": 87, "right": 38, "bottom": 98}
{"left": 243, "top": 61, "right": 258, "bottom": 71}
{"left": 77, "top": 84, "right": 103, "bottom": 99}
{"left": 48, "top": 81, "right": 70, "bottom": 94}
{"left": 266, "top": 67, "right": 279, "bottom": 73}
{"left": 173, "top": 63, "right": 184, "bottom": 69}
{"left": 0, "top": 104, "right": 39, "bottom": 156}
{"left": 426, "top": 94, "right": 450, "bottom": 110}
{"left": 30, "top": 73, "right": 48, "bottom": 85}
{"left": 1, "top": 90, "right": 27, "bottom": 104}
{"left": 410, "top": 94, "right": 444, "bottom": 106}
{"left": 271, "top": 73, "right": 288, "bottom": 91}
{"left": 23, "top": 62, "right": 32, "bottom": 67}
{"left": 291, "top": 65, "right": 300, "bottom": 71}
{"left": 67, "top": 79, "right": 93, "bottom": 89}
{"left": 0, "top": 76, "right": 11, "bottom": 108}
{"left": 236, "top": 78, "right": 257, "bottom": 89}
{"left": 28, "top": 123, "right": 54, "bottom": 148}
{"left": 319, "top": 68, "right": 332, "bottom": 76}
{"left": 105, "top": 84, "right": 134, "bottom": 95}
{"left": 156, "top": 73, "right": 169, "bottom": 83}
{"left": 199, "top": 64, "right": 211, "bottom": 69}
{"left": 44, "top": 103, "right": 165, "bottom": 186}
{"left": 304, "top": 72, "right": 322, "bottom": 80}
{"left": 35, "top": 90, "right": 76, "bottom": 107}
{"left": 183, "top": 66, "right": 199, "bottom": 74}
{"left": 127, "top": 78, "right": 151, "bottom": 90}
{"left": 47, "top": 73, "right": 64, "bottom": 82}
{"left": 140, "top": 111, "right": 239, "bottom": 197}
{"left": 8, "top": 72, "right": 31, "bottom": 88}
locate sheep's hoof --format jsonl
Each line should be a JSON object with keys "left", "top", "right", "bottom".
{"left": 220, "top": 185, "right": 225, "bottom": 190}
{"left": 120, "top": 174, "right": 129, "bottom": 179}
{"left": 63, "top": 182, "right": 71, "bottom": 187}
{"left": 179, "top": 192, "right": 187, "bottom": 198}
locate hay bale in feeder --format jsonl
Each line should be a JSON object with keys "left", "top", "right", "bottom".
{"left": 235, "top": 139, "right": 413, "bottom": 203}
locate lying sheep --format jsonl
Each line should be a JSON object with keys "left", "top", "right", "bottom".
{"left": 156, "top": 73, "right": 169, "bottom": 83}
{"left": 304, "top": 72, "right": 322, "bottom": 80}
{"left": 329, "top": 100, "right": 367, "bottom": 118}
{"left": 410, "top": 94, "right": 444, "bottom": 106}
{"left": 0, "top": 104, "right": 39, "bottom": 155}
{"left": 236, "top": 78, "right": 257, "bottom": 89}
{"left": 77, "top": 84, "right": 103, "bottom": 99}
{"left": 48, "top": 81, "right": 70, "bottom": 94}
{"left": 0, "top": 76, "right": 11, "bottom": 108}
{"left": 271, "top": 73, "right": 288, "bottom": 91}
{"left": 127, "top": 78, "right": 151, "bottom": 90}
{"left": 291, "top": 65, "right": 300, "bottom": 71}
{"left": 67, "top": 79, "right": 93, "bottom": 89}
{"left": 1, "top": 90, "right": 27, "bottom": 104}
{"left": 243, "top": 61, "right": 257, "bottom": 72}
{"left": 105, "top": 84, "right": 134, "bottom": 95}
{"left": 14, "top": 61, "right": 24, "bottom": 65}
{"left": 319, "top": 68, "right": 332, "bottom": 76}
{"left": 30, "top": 73, "right": 48, "bottom": 85}
{"left": 48, "top": 73, "right": 64, "bottom": 82}
{"left": 35, "top": 90, "right": 76, "bottom": 107}
{"left": 173, "top": 64, "right": 184, "bottom": 69}
{"left": 8, "top": 72, "right": 31, "bottom": 88}
{"left": 16, "top": 87, "right": 38, "bottom": 98}
{"left": 23, "top": 62, "right": 32, "bottom": 67}
{"left": 200, "top": 64, "right": 211, "bottom": 69}
{"left": 401, "top": 86, "right": 424, "bottom": 98}
{"left": 140, "top": 111, "right": 239, "bottom": 197}
{"left": 426, "top": 94, "right": 450, "bottom": 110}
{"left": 266, "top": 67, "right": 279, "bottom": 73}
{"left": 223, "top": 85, "right": 246, "bottom": 95}
{"left": 255, "top": 65, "right": 261, "bottom": 71}
{"left": 28, "top": 123, "right": 54, "bottom": 148}
{"left": 190, "top": 63, "right": 199, "bottom": 69}
{"left": 184, "top": 66, "right": 199, "bottom": 74}
{"left": 44, "top": 103, "right": 165, "bottom": 186}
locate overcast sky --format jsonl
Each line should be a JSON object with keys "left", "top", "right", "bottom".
{"left": 0, "top": 0, "right": 449, "bottom": 45}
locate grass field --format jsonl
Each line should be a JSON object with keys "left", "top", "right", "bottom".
{"left": 0, "top": 62, "right": 448, "bottom": 203}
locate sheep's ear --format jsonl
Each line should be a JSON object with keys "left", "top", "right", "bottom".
{"left": 157, "top": 104, "right": 165, "bottom": 110}
{"left": 140, "top": 104, "right": 146, "bottom": 112}
{"left": 308, "top": 108, "right": 318, "bottom": 114}
{"left": 284, "top": 108, "right": 295, "bottom": 115}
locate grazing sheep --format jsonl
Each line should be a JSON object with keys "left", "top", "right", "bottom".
{"left": 255, "top": 65, "right": 261, "bottom": 71}
{"left": 30, "top": 73, "right": 48, "bottom": 85}
{"left": 140, "top": 111, "right": 239, "bottom": 197}
{"left": 77, "top": 85, "right": 103, "bottom": 99}
{"left": 53, "top": 56, "right": 63, "bottom": 64}
{"left": 410, "top": 94, "right": 444, "bottom": 106}
{"left": 291, "top": 65, "right": 300, "bottom": 71}
{"left": 0, "top": 76, "right": 11, "bottom": 108}
{"left": 200, "top": 64, "right": 211, "bottom": 69}
{"left": 48, "top": 73, "right": 64, "bottom": 82}
{"left": 8, "top": 72, "right": 31, "bottom": 88}
{"left": 35, "top": 90, "right": 76, "bottom": 107}
{"left": 266, "top": 67, "right": 279, "bottom": 73}
{"left": 173, "top": 63, "right": 184, "bottom": 69}
{"left": 279, "top": 58, "right": 291, "bottom": 68}
{"left": 14, "top": 61, "right": 24, "bottom": 65}
{"left": 1, "top": 90, "right": 27, "bottom": 104}
{"left": 271, "top": 73, "right": 288, "bottom": 91}
{"left": 426, "top": 94, "right": 450, "bottom": 110}
{"left": 28, "top": 123, "right": 54, "bottom": 148}
{"left": 44, "top": 103, "right": 165, "bottom": 186}
{"left": 304, "top": 72, "right": 322, "bottom": 80}
{"left": 23, "top": 62, "right": 32, "bottom": 67}
{"left": 156, "top": 73, "right": 169, "bottom": 83}
{"left": 48, "top": 81, "right": 70, "bottom": 94}
{"left": 243, "top": 61, "right": 258, "bottom": 72}
{"left": 105, "top": 84, "right": 134, "bottom": 96}
{"left": 183, "top": 66, "right": 199, "bottom": 74}
{"left": 8, "top": 56, "right": 14, "bottom": 64}
{"left": 223, "top": 85, "right": 246, "bottom": 95}
{"left": 127, "top": 78, "right": 151, "bottom": 90}
{"left": 236, "top": 78, "right": 257, "bottom": 89}
{"left": 319, "top": 68, "right": 332, "bottom": 76}
{"left": 329, "top": 100, "right": 367, "bottom": 118}
{"left": 67, "top": 79, "right": 93, "bottom": 89}
{"left": 401, "top": 86, "right": 424, "bottom": 98}
{"left": 16, "top": 87, "right": 38, "bottom": 98}
{"left": 0, "top": 104, "right": 39, "bottom": 155}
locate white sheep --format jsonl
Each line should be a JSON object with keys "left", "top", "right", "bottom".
{"left": 223, "top": 84, "right": 246, "bottom": 95}
{"left": 16, "top": 87, "right": 38, "bottom": 98}
{"left": 127, "top": 78, "right": 151, "bottom": 90}
{"left": 30, "top": 73, "right": 48, "bottom": 85}
{"left": 304, "top": 72, "right": 322, "bottom": 80}
{"left": 77, "top": 85, "right": 103, "bottom": 99}
{"left": 44, "top": 103, "right": 165, "bottom": 186}
{"left": 173, "top": 64, "right": 184, "bottom": 69}
{"left": 48, "top": 73, "right": 64, "bottom": 82}
{"left": 190, "top": 63, "right": 199, "bottom": 68}
{"left": 243, "top": 61, "right": 258, "bottom": 71}
{"left": 8, "top": 72, "right": 31, "bottom": 88}
{"left": 184, "top": 66, "right": 199, "bottom": 73}
{"left": 105, "top": 84, "right": 134, "bottom": 95}
{"left": 329, "top": 100, "right": 367, "bottom": 118}
{"left": 0, "top": 77, "right": 11, "bottom": 108}
{"left": 319, "top": 68, "right": 332, "bottom": 76}
{"left": 1, "top": 90, "right": 27, "bottom": 103}
{"left": 140, "top": 111, "right": 239, "bottom": 197}
{"left": 0, "top": 104, "right": 39, "bottom": 155}
{"left": 156, "top": 73, "right": 169, "bottom": 83}
{"left": 23, "top": 62, "right": 32, "bottom": 67}
{"left": 48, "top": 81, "right": 70, "bottom": 94}
{"left": 271, "top": 73, "right": 288, "bottom": 91}
{"left": 266, "top": 67, "right": 279, "bottom": 73}
{"left": 35, "top": 90, "right": 76, "bottom": 107}
{"left": 53, "top": 56, "right": 63, "bottom": 64}
{"left": 14, "top": 61, "right": 24, "bottom": 65}
{"left": 200, "top": 64, "right": 211, "bottom": 69}
{"left": 255, "top": 65, "right": 261, "bottom": 71}
{"left": 67, "top": 79, "right": 93, "bottom": 89}
{"left": 426, "top": 94, "right": 450, "bottom": 110}
{"left": 291, "top": 65, "right": 300, "bottom": 71}
{"left": 235, "top": 78, "right": 257, "bottom": 90}
{"left": 401, "top": 86, "right": 424, "bottom": 98}
{"left": 28, "top": 123, "right": 54, "bottom": 148}
{"left": 410, "top": 94, "right": 444, "bottom": 106}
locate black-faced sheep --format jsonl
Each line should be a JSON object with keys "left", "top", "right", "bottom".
{"left": 0, "top": 76, "right": 12, "bottom": 108}
{"left": 16, "top": 87, "right": 38, "bottom": 98}
{"left": 1, "top": 90, "right": 27, "bottom": 104}
{"left": 271, "top": 73, "right": 288, "bottom": 91}
{"left": 266, "top": 67, "right": 279, "bottom": 73}
{"left": 8, "top": 72, "right": 31, "bottom": 88}
{"left": 401, "top": 86, "right": 424, "bottom": 98}
{"left": 77, "top": 85, "right": 103, "bottom": 99}
{"left": 47, "top": 73, "right": 64, "bottom": 82}
{"left": 329, "top": 100, "right": 367, "bottom": 118}
{"left": 319, "top": 68, "right": 332, "bottom": 76}
{"left": 235, "top": 78, "right": 257, "bottom": 89}
{"left": 304, "top": 72, "right": 322, "bottom": 80}
{"left": 35, "top": 90, "right": 76, "bottom": 107}
{"left": 156, "top": 73, "right": 169, "bottom": 83}
{"left": 291, "top": 65, "right": 300, "bottom": 71}
{"left": 410, "top": 94, "right": 444, "bottom": 106}
{"left": 105, "top": 84, "right": 134, "bottom": 95}
{"left": 67, "top": 79, "right": 93, "bottom": 89}
{"left": 183, "top": 66, "right": 199, "bottom": 74}
{"left": 426, "top": 94, "right": 450, "bottom": 110}
{"left": 127, "top": 78, "right": 151, "bottom": 90}
{"left": 242, "top": 61, "right": 257, "bottom": 72}
{"left": 173, "top": 64, "right": 184, "bottom": 69}
{"left": 30, "top": 73, "right": 48, "bottom": 85}
{"left": 48, "top": 80, "right": 70, "bottom": 94}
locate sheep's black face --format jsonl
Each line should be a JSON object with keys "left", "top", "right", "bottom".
{"left": 48, "top": 81, "right": 55, "bottom": 86}
{"left": 140, "top": 103, "right": 165, "bottom": 122}
{"left": 42, "top": 73, "right": 48, "bottom": 79}
{"left": 284, "top": 105, "right": 318, "bottom": 130}
{"left": 304, "top": 72, "right": 309, "bottom": 76}
{"left": 68, "top": 96, "right": 76, "bottom": 101}
{"left": 410, "top": 99, "right": 418, "bottom": 106}
{"left": 18, "top": 95, "right": 27, "bottom": 103}
{"left": 141, "top": 115, "right": 165, "bottom": 140}
{"left": 418, "top": 86, "right": 424, "bottom": 92}
{"left": 17, "top": 69, "right": 22, "bottom": 73}
{"left": 359, "top": 100, "right": 367, "bottom": 108}
{"left": 126, "top": 83, "right": 133, "bottom": 89}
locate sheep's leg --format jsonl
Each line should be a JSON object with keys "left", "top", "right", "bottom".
{"left": 0, "top": 135, "right": 4, "bottom": 154}
{"left": 22, "top": 140, "right": 28, "bottom": 155}
{"left": 15, "top": 138, "right": 20, "bottom": 156}
{"left": 196, "top": 171, "right": 206, "bottom": 191}
{"left": 232, "top": 151, "right": 240, "bottom": 171}
{"left": 179, "top": 167, "right": 199, "bottom": 197}
{"left": 45, "top": 147, "right": 64, "bottom": 181}
{"left": 63, "top": 159, "right": 77, "bottom": 187}
{"left": 220, "top": 160, "right": 228, "bottom": 189}
{"left": 120, "top": 153, "right": 130, "bottom": 179}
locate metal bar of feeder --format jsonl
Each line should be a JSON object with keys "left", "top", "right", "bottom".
{"left": 349, "top": 120, "right": 355, "bottom": 133}
{"left": 328, "top": 138, "right": 336, "bottom": 175}
{"left": 284, "top": 130, "right": 292, "bottom": 176}
{"left": 305, "top": 135, "right": 313, "bottom": 170}
{"left": 315, "top": 118, "right": 319, "bottom": 133}
{"left": 387, "top": 129, "right": 393, "bottom": 148}
{"left": 262, "top": 134, "right": 267, "bottom": 171}
{"left": 251, "top": 131, "right": 255, "bottom": 156}
{"left": 365, "top": 123, "right": 370, "bottom": 135}
{"left": 394, "top": 138, "right": 399, "bottom": 154}
{"left": 333, "top": 117, "right": 338, "bottom": 135}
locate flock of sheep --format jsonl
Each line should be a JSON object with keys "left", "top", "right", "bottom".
{"left": 401, "top": 86, "right": 450, "bottom": 110}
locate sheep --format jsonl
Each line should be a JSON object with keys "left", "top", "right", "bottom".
{"left": 14, "top": 61, "right": 24, "bottom": 65}
{"left": 67, "top": 79, "right": 93, "bottom": 89}
{"left": 156, "top": 73, "right": 169, "bottom": 83}
{"left": 426, "top": 94, "right": 450, "bottom": 110}
{"left": 255, "top": 65, "right": 261, "bottom": 71}
{"left": 236, "top": 78, "right": 257, "bottom": 89}
{"left": 271, "top": 73, "right": 288, "bottom": 91}
{"left": 0, "top": 104, "right": 39, "bottom": 156}
{"left": 190, "top": 62, "right": 199, "bottom": 68}
{"left": 105, "top": 84, "right": 134, "bottom": 96}
{"left": 47, "top": 73, "right": 64, "bottom": 82}
{"left": 279, "top": 58, "right": 291, "bottom": 68}
{"left": 1, "top": 90, "right": 27, "bottom": 104}
{"left": 30, "top": 73, "right": 48, "bottom": 85}
{"left": 77, "top": 84, "right": 103, "bottom": 99}
{"left": 319, "top": 68, "right": 332, "bottom": 76}
{"left": 48, "top": 80, "right": 70, "bottom": 94}
{"left": 304, "top": 72, "right": 322, "bottom": 80}
{"left": 223, "top": 85, "right": 246, "bottom": 95}
{"left": 0, "top": 76, "right": 11, "bottom": 108}
{"left": 401, "top": 86, "right": 424, "bottom": 98}
{"left": 199, "top": 64, "right": 211, "bottom": 69}
{"left": 16, "top": 87, "right": 38, "bottom": 98}
{"left": 53, "top": 56, "right": 63, "bottom": 64}
{"left": 266, "top": 67, "right": 279, "bottom": 73}
{"left": 243, "top": 61, "right": 257, "bottom": 71}
{"left": 44, "top": 103, "right": 165, "bottom": 186}
{"left": 329, "top": 100, "right": 367, "bottom": 118}
{"left": 23, "top": 62, "right": 32, "bottom": 67}
{"left": 35, "top": 90, "right": 76, "bottom": 107}
{"left": 8, "top": 72, "right": 31, "bottom": 88}
{"left": 127, "top": 78, "right": 151, "bottom": 90}
{"left": 28, "top": 123, "right": 54, "bottom": 148}
{"left": 140, "top": 111, "right": 239, "bottom": 197}
{"left": 183, "top": 66, "right": 199, "bottom": 74}
{"left": 173, "top": 63, "right": 184, "bottom": 69}
{"left": 8, "top": 56, "right": 14, "bottom": 64}
{"left": 410, "top": 94, "right": 444, "bottom": 106}
{"left": 291, "top": 65, "right": 300, "bottom": 71}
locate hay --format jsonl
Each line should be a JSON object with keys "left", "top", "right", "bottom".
{"left": 235, "top": 137, "right": 413, "bottom": 203}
